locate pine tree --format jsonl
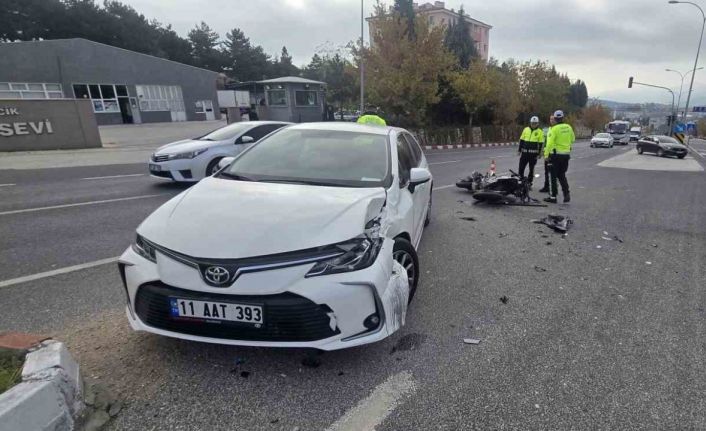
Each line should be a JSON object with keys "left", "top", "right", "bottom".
{"left": 443, "top": 6, "right": 478, "bottom": 69}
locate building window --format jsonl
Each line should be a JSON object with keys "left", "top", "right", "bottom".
{"left": 73, "top": 83, "right": 123, "bottom": 113}
{"left": 135, "top": 85, "right": 184, "bottom": 112}
{"left": 195, "top": 100, "right": 204, "bottom": 113}
{"left": 0, "top": 82, "right": 64, "bottom": 99}
{"left": 267, "top": 89, "right": 287, "bottom": 106}
{"left": 295, "top": 90, "right": 318, "bottom": 107}
{"left": 428, "top": 16, "right": 435, "bottom": 24}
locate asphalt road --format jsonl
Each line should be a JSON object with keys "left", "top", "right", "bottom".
{"left": 1, "top": 140, "right": 705, "bottom": 430}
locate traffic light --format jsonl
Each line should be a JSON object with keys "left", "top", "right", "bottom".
{"left": 628, "top": 77, "right": 633, "bottom": 88}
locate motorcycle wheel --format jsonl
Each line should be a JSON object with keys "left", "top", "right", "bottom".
{"left": 472, "top": 192, "right": 506, "bottom": 203}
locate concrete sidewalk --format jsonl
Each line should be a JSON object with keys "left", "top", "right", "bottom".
{"left": 0, "top": 120, "right": 225, "bottom": 170}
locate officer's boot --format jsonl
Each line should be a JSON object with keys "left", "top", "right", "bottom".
{"left": 563, "top": 192, "right": 570, "bottom": 203}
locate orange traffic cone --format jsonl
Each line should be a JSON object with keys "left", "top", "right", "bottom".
{"left": 489, "top": 159, "right": 496, "bottom": 176}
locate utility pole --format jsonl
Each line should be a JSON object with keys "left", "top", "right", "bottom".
{"left": 360, "top": 0, "right": 365, "bottom": 114}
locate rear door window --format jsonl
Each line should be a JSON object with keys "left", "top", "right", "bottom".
{"left": 396, "top": 134, "right": 414, "bottom": 186}
{"left": 403, "top": 133, "right": 423, "bottom": 167}
{"left": 243, "top": 124, "right": 285, "bottom": 143}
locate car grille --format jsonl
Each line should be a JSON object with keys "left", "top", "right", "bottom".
{"left": 152, "top": 154, "right": 169, "bottom": 162}
{"left": 150, "top": 170, "right": 173, "bottom": 179}
{"left": 135, "top": 282, "right": 340, "bottom": 342}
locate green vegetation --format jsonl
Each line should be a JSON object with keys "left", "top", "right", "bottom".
{"left": 0, "top": 352, "right": 24, "bottom": 394}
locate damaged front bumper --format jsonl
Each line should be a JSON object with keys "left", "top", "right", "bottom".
{"left": 118, "top": 238, "right": 409, "bottom": 351}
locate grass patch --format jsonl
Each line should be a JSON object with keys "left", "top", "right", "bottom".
{"left": 0, "top": 352, "right": 24, "bottom": 394}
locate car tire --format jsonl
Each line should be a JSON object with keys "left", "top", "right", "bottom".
{"left": 610, "top": 144, "right": 613, "bottom": 148}
{"left": 637, "top": 147, "right": 643, "bottom": 154}
{"left": 678, "top": 154, "right": 686, "bottom": 159}
{"left": 590, "top": 143, "right": 594, "bottom": 148}
{"left": 424, "top": 190, "right": 432, "bottom": 226}
{"left": 206, "top": 157, "right": 224, "bottom": 177}
{"left": 393, "top": 237, "right": 419, "bottom": 304}
{"left": 657, "top": 149, "right": 665, "bottom": 157}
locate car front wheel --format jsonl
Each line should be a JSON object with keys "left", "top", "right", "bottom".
{"left": 637, "top": 147, "right": 643, "bottom": 154}
{"left": 657, "top": 149, "right": 665, "bottom": 157}
{"left": 392, "top": 238, "right": 419, "bottom": 303}
{"left": 206, "top": 157, "right": 224, "bottom": 176}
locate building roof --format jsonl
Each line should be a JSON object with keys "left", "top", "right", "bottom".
{"left": 0, "top": 38, "right": 220, "bottom": 76}
{"left": 257, "top": 76, "right": 326, "bottom": 85}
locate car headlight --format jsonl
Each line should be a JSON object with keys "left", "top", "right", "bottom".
{"left": 167, "top": 148, "right": 208, "bottom": 160}
{"left": 132, "top": 234, "right": 156, "bottom": 263}
{"left": 306, "top": 218, "right": 383, "bottom": 277}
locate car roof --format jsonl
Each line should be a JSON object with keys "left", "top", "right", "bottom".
{"left": 287, "top": 122, "right": 395, "bottom": 136}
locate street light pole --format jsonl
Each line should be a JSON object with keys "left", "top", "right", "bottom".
{"left": 666, "top": 67, "right": 704, "bottom": 118}
{"left": 668, "top": 1, "right": 706, "bottom": 122}
{"left": 360, "top": 0, "right": 365, "bottom": 114}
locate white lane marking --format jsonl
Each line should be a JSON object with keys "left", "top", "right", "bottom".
{"left": 0, "top": 183, "right": 16, "bottom": 187}
{"left": 428, "top": 160, "right": 460, "bottom": 165}
{"left": 82, "top": 174, "right": 144, "bottom": 180}
{"left": 327, "top": 371, "right": 416, "bottom": 431}
{"left": 433, "top": 184, "right": 455, "bottom": 191}
{"left": 0, "top": 193, "right": 168, "bottom": 216}
{"left": 0, "top": 257, "right": 119, "bottom": 289}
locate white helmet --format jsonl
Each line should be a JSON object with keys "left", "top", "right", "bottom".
{"left": 530, "top": 116, "right": 539, "bottom": 124}
{"left": 553, "top": 110, "right": 565, "bottom": 119}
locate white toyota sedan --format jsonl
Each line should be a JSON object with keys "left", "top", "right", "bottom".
{"left": 149, "top": 121, "right": 290, "bottom": 182}
{"left": 120, "top": 122, "right": 433, "bottom": 350}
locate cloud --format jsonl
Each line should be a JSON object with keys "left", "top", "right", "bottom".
{"left": 121, "top": 0, "right": 706, "bottom": 103}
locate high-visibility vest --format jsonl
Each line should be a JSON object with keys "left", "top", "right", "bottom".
{"left": 519, "top": 127, "right": 544, "bottom": 154}
{"left": 544, "top": 123, "right": 575, "bottom": 157}
{"left": 357, "top": 114, "right": 387, "bottom": 126}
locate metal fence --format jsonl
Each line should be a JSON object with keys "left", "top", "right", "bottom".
{"left": 412, "top": 124, "right": 592, "bottom": 147}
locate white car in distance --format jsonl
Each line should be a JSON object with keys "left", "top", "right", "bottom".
{"left": 149, "top": 121, "right": 290, "bottom": 182}
{"left": 590, "top": 132, "right": 614, "bottom": 148}
{"left": 120, "top": 122, "right": 433, "bottom": 350}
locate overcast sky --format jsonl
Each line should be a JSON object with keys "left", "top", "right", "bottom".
{"left": 122, "top": 0, "right": 706, "bottom": 107}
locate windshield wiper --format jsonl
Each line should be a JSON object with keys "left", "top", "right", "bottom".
{"left": 218, "top": 172, "right": 255, "bottom": 181}
{"left": 258, "top": 179, "right": 346, "bottom": 187}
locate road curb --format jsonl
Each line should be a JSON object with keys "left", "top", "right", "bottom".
{"left": 423, "top": 142, "right": 517, "bottom": 151}
{"left": 0, "top": 340, "right": 83, "bottom": 431}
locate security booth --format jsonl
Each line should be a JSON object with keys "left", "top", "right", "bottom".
{"left": 227, "top": 77, "right": 326, "bottom": 123}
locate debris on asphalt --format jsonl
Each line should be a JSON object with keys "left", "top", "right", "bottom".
{"left": 338, "top": 371, "right": 345, "bottom": 376}
{"left": 601, "top": 236, "right": 613, "bottom": 241}
{"left": 651, "top": 243, "right": 658, "bottom": 248}
{"left": 500, "top": 296, "right": 509, "bottom": 304}
{"left": 498, "top": 232, "right": 509, "bottom": 238}
{"left": 546, "top": 241, "right": 553, "bottom": 245}
{"left": 645, "top": 261, "right": 652, "bottom": 265}
{"left": 270, "top": 418, "right": 280, "bottom": 424}
{"left": 460, "top": 216, "right": 477, "bottom": 221}
{"left": 541, "top": 234, "right": 549, "bottom": 238}
{"left": 533, "top": 214, "right": 573, "bottom": 233}
{"left": 603, "top": 231, "right": 609, "bottom": 236}
{"left": 463, "top": 338, "right": 481, "bottom": 345}
{"left": 534, "top": 266, "right": 547, "bottom": 272}
{"left": 612, "top": 235, "right": 624, "bottom": 243}
{"left": 390, "top": 333, "right": 426, "bottom": 354}
{"left": 240, "top": 371, "right": 251, "bottom": 378}
{"left": 596, "top": 245, "right": 602, "bottom": 249}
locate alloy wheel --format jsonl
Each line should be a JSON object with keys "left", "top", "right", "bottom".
{"left": 393, "top": 250, "right": 416, "bottom": 287}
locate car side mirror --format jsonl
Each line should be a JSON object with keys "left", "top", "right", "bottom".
{"left": 408, "top": 167, "right": 431, "bottom": 193}
{"left": 216, "top": 157, "right": 235, "bottom": 172}
{"left": 240, "top": 135, "right": 254, "bottom": 144}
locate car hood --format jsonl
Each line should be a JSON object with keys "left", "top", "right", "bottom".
{"left": 155, "top": 139, "right": 220, "bottom": 155}
{"left": 138, "top": 177, "right": 387, "bottom": 258}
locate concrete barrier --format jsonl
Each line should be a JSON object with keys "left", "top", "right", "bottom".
{"left": 0, "top": 99, "right": 101, "bottom": 151}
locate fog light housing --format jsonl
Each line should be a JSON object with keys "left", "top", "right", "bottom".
{"left": 364, "top": 313, "right": 380, "bottom": 329}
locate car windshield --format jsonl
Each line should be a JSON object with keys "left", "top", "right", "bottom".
{"left": 607, "top": 123, "right": 628, "bottom": 133}
{"left": 596, "top": 133, "right": 610, "bottom": 138}
{"left": 196, "top": 123, "right": 253, "bottom": 141}
{"left": 657, "top": 136, "right": 679, "bottom": 144}
{"left": 222, "top": 129, "right": 390, "bottom": 187}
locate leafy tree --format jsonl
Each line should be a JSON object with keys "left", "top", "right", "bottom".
{"left": 443, "top": 6, "right": 478, "bottom": 69}
{"left": 304, "top": 53, "right": 357, "bottom": 109}
{"left": 271, "top": 46, "right": 300, "bottom": 77}
{"left": 223, "top": 28, "right": 272, "bottom": 81}
{"left": 357, "top": 4, "right": 455, "bottom": 126}
{"left": 488, "top": 60, "right": 522, "bottom": 125}
{"left": 450, "top": 60, "right": 493, "bottom": 126}
{"left": 517, "top": 60, "right": 571, "bottom": 123}
{"left": 568, "top": 80, "right": 589, "bottom": 110}
{"left": 582, "top": 103, "right": 612, "bottom": 135}
{"left": 394, "top": 0, "right": 416, "bottom": 40}
{"left": 188, "top": 22, "right": 224, "bottom": 71}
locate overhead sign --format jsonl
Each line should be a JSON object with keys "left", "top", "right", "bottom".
{"left": 673, "top": 122, "right": 686, "bottom": 133}
{"left": 692, "top": 106, "right": 706, "bottom": 112}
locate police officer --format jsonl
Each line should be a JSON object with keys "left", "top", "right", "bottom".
{"left": 543, "top": 110, "right": 575, "bottom": 203}
{"left": 517, "top": 116, "right": 544, "bottom": 188}
{"left": 538, "top": 115, "right": 556, "bottom": 193}
{"left": 357, "top": 108, "right": 387, "bottom": 126}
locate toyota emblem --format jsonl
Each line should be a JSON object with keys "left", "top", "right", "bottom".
{"left": 204, "top": 266, "right": 230, "bottom": 285}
